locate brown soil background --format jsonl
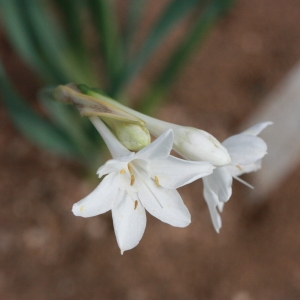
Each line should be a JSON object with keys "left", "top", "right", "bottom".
{"left": 1, "top": 0, "right": 300, "bottom": 299}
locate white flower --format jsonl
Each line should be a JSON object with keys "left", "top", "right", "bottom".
{"left": 94, "top": 96, "right": 231, "bottom": 166}
{"left": 72, "top": 117, "right": 214, "bottom": 253}
{"left": 202, "top": 122, "right": 272, "bottom": 232}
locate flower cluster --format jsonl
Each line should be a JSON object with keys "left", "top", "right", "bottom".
{"left": 73, "top": 117, "right": 214, "bottom": 254}
{"left": 62, "top": 85, "right": 271, "bottom": 253}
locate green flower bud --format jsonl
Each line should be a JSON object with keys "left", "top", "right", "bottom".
{"left": 115, "top": 123, "right": 151, "bottom": 151}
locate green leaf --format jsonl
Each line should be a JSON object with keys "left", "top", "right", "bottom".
{"left": 110, "top": 0, "right": 201, "bottom": 96}
{"left": 52, "top": 0, "right": 86, "bottom": 59}
{"left": 0, "top": 62, "right": 80, "bottom": 157}
{"left": 122, "top": 0, "right": 147, "bottom": 59}
{"left": 86, "top": 0, "right": 123, "bottom": 91}
{"left": 51, "top": 0, "right": 98, "bottom": 85}
{"left": 138, "top": 0, "right": 235, "bottom": 114}
{"left": 39, "top": 87, "right": 100, "bottom": 153}
{"left": 0, "top": 0, "right": 57, "bottom": 82}
{"left": 23, "top": 0, "right": 95, "bottom": 84}
{"left": 0, "top": 0, "right": 97, "bottom": 85}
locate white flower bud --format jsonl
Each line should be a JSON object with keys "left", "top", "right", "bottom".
{"left": 171, "top": 126, "right": 231, "bottom": 167}
{"left": 78, "top": 90, "right": 231, "bottom": 165}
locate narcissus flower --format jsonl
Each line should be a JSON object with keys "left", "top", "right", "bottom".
{"left": 202, "top": 122, "right": 272, "bottom": 232}
{"left": 77, "top": 88, "right": 231, "bottom": 167}
{"left": 72, "top": 117, "right": 214, "bottom": 253}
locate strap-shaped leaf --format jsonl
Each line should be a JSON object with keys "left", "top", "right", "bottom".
{"left": 0, "top": 63, "right": 80, "bottom": 157}
{"left": 39, "top": 87, "right": 100, "bottom": 152}
{"left": 139, "top": 0, "right": 235, "bottom": 114}
{"left": 0, "top": 0, "right": 57, "bottom": 82}
{"left": 122, "top": 0, "right": 147, "bottom": 59}
{"left": 23, "top": 0, "right": 94, "bottom": 84}
{"left": 86, "top": 0, "right": 123, "bottom": 90}
{"left": 110, "top": 0, "right": 201, "bottom": 96}
{"left": 51, "top": 0, "right": 98, "bottom": 85}
{"left": 52, "top": 0, "right": 86, "bottom": 59}
{"left": 0, "top": 0, "right": 97, "bottom": 85}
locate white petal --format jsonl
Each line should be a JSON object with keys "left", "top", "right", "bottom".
{"left": 203, "top": 185, "right": 222, "bottom": 233}
{"left": 202, "top": 167, "right": 232, "bottom": 203}
{"left": 217, "top": 202, "right": 224, "bottom": 213}
{"left": 112, "top": 190, "right": 146, "bottom": 254}
{"left": 135, "top": 129, "right": 173, "bottom": 160}
{"left": 222, "top": 134, "right": 267, "bottom": 165}
{"left": 149, "top": 156, "right": 214, "bottom": 189}
{"left": 72, "top": 173, "right": 118, "bottom": 217}
{"left": 227, "top": 159, "right": 262, "bottom": 177}
{"left": 136, "top": 178, "right": 191, "bottom": 227}
{"left": 97, "top": 153, "right": 135, "bottom": 178}
{"left": 242, "top": 122, "right": 273, "bottom": 136}
{"left": 90, "top": 116, "right": 130, "bottom": 158}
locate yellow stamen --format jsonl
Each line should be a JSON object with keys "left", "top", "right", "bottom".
{"left": 128, "top": 163, "right": 133, "bottom": 174}
{"left": 134, "top": 200, "right": 138, "bottom": 210}
{"left": 120, "top": 169, "right": 126, "bottom": 174}
{"left": 236, "top": 165, "right": 243, "bottom": 171}
{"left": 154, "top": 176, "right": 160, "bottom": 187}
{"left": 130, "top": 174, "right": 135, "bottom": 186}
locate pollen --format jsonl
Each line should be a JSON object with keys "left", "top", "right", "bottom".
{"left": 128, "top": 163, "right": 133, "bottom": 174}
{"left": 130, "top": 174, "right": 135, "bottom": 186}
{"left": 120, "top": 169, "right": 126, "bottom": 174}
{"left": 80, "top": 205, "right": 84, "bottom": 212}
{"left": 134, "top": 200, "right": 138, "bottom": 210}
{"left": 154, "top": 176, "right": 160, "bottom": 187}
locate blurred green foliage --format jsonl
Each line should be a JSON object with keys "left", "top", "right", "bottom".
{"left": 0, "top": 0, "right": 234, "bottom": 167}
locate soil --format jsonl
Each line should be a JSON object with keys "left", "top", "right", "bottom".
{"left": 1, "top": 0, "right": 300, "bottom": 299}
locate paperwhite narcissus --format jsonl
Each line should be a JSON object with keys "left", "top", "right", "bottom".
{"left": 84, "top": 91, "right": 231, "bottom": 167}
{"left": 202, "top": 122, "right": 272, "bottom": 232}
{"left": 72, "top": 117, "right": 214, "bottom": 254}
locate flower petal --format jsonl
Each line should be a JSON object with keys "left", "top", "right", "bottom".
{"left": 242, "top": 122, "right": 273, "bottom": 136}
{"left": 217, "top": 202, "right": 224, "bottom": 213}
{"left": 226, "top": 159, "right": 262, "bottom": 177}
{"left": 72, "top": 173, "right": 118, "bottom": 217}
{"left": 90, "top": 116, "right": 131, "bottom": 158}
{"left": 135, "top": 129, "right": 173, "bottom": 160}
{"left": 202, "top": 167, "right": 232, "bottom": 203}
{"left": 97, "top": 153, "right": 135, "bottom": 178}
{"left": 149, "top": 156, "right": 214, "bottom": 189}
{"left": 203, "top": 186, "right": 222, "bottom": 233}
{"left": 112, "top": 190, "right": 146, "bottom": 254}
{"left": 222, "top": 134, "right": 267, "bottom": 165}
{"left": 136, "top": 177, "right": 191, "bottom": 227}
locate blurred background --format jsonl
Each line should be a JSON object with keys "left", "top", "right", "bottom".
{"left": 1, "top": 0, "right": 300, "bottom": 299}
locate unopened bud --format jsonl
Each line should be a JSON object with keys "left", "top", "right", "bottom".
{"left": 114, "top": 123, "right": 151, "bottom": 151}
{"left": 91, "top": 96, "right": 232, "bottom": 166}
{"left": 172, "top": 126, "right": 231, "bottom": 166}
{"left": 102, "top": 117, "right": 151, "bottom": 151}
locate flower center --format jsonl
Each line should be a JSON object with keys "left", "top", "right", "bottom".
{"left": 119, "top": 163, "right": 136, "bottom": 187}
{"left": 128, "top": 163, "right": 135, "bottom": 186}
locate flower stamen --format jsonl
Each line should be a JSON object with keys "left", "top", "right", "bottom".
{"left": 154, "top": 176, "right": 160, "bottom": 187}
{"left": 130, "top": 174, "right": 135, "bottom": 186}
{"left": 134, "top": 200, "right": 138, "bottom": 210}
{"left": 120, "top": 169, "right": 126, "bottom": 174}
{"left": 128, "top": 163, "right": 134, "bottom": 174}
